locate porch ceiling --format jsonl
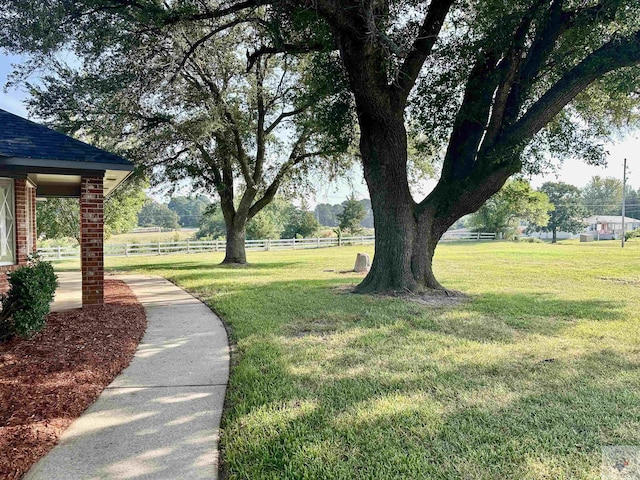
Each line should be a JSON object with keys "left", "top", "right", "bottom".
{"left": 29, "top": 171, "right": 130, "bottom": 198}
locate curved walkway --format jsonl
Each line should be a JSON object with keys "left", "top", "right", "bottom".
{"left": 25, "top": 274, "right": 229, "bottom": 480}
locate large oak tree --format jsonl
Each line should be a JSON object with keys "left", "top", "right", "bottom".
{"left": 1, "top": 5, "right": 353, "bottom": 264}
{"left": 2, "top": 1, "right": 640, "bottom": 291}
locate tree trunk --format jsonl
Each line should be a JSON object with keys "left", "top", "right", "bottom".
{"left": 222, "top": 220, "right": 247, "bottom": 264}
{"left": 355, "top": 112, "right": 450, "bottom": 293}
{"left": 353, "top": 110, "right": 512, "bottom": 294}
{"left": 552, "top": 227, "right": 557, "bottom": 243}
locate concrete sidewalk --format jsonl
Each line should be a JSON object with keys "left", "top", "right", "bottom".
{"left": 25, "top": 274, "right": 229, "bottom": 480}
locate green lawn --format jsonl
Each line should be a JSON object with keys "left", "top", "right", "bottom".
{"left": 92, "top": 240, "right": 640, "bottom": 479}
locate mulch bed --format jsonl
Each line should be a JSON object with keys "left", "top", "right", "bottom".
{"left": 0, "top": 279, "right": 147, "bottom": 480}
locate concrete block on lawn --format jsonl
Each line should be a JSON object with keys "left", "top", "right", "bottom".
{"left": 354, "top": 253, "right": 371, "bottom": 273}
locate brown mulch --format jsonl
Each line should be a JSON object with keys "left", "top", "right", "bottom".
{"left": 0, "top": 279, "right": 147, "bottom": 480}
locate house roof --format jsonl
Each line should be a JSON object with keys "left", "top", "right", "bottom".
{"left": 0, "top": 109, "right": 133, "bottom": 169}
{"left": 584, "top": 215, "right": 640, "bottom": 223}
{"left": 0, "top": 109, "right": 134, "bottom": 197}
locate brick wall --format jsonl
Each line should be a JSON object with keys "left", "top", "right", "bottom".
{"left": 80, "top": 176, "right": 104, "bottom": 306}
{"left": 0, "top": 179, "right": 32, "bottom": 294}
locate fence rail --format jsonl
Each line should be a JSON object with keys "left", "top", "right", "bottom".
{"left": 37, "top": 232, "right": 495, "bottom": 261}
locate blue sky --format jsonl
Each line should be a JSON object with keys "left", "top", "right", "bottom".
{"left": 2, "top": 52, "right": 639, "bottom": 206}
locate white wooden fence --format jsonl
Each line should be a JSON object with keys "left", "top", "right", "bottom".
{"left": 37, "top": 232, "right": 495, "bottom": 261}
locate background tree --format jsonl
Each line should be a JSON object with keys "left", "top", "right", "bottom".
{"left": 281, "top": 205, "right": 320, "bottom": 239}
{"left": 3, "top": 1, "right": 640, "bottom": 292}
{"left": 581, "top": 176, "right": 624, "bottom": 216}
{"left": 536, "top": 182, "right": 586, "bottom": 243}
{"left": 625, "top": 187, "right": 640, "bottom": 219}
{"left": 138, "top": 201, "right": 180, "bottom": 230}
{"left": 337, "top": 196, "right": 366, "bottom": 235}
{"left": 314, "top": 203, "right": 339, "bottom": 227}
{"left": 104, "top": 180, "right": 148, "bottom": 237}
{"left": 469, "top": 181, "right": 552, "bottom": 239}
{"left": 168, "top": 196, "right": 211, "bottom": 228}
{"left": 246, "top": 197, "right": 290, "bottom": 240}
{"left": 37, "top": 199, "right": 80, "bottom": 242}
{"left": 38, "top": 179, "right": 146, "bottom": 242}
{"left": 196, "top": 205, "right": 227, "bottom": 239}
{"left": 3, "top": 6, "right": 353, "bottom": 266}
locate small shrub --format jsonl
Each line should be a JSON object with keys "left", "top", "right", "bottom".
{"left": 625, "top": 229, "right": 640, "bottom": 241}
{"left": 520, "top": 237, "right": 543, "bottom": 243}
{"left": 0, "top": 256, "right": 58, "bottom": 342}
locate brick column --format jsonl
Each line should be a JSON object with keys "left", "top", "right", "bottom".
{"left": 80, "top": 176, "right": 104, "bottom": 306}
{"left": 30, "top": 184, "right": 37, "bottom": 252}
{"left": 14, "top": 179, "right": 30, "bottom": 266}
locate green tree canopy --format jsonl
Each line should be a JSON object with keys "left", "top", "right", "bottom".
{"left": 168, "top": 196, "right": 211, "bottom": 228}
{"left": 137, "top": 201, "right": 180, "bottom": 230}
{"left": 536, "top": 182, "right": 586, "bottom": 242}
{"left": 37, "top": 179, "right": 147, "bottom": 242}
{"left": 337, "top": 196, "right": 366, "bottom": 235}
{"left": 469, "top": 180, "right": 552, "bottom": 238}
{"left": 281, "top": 205, "right": 320, "bottom": 239}
{"left": 1, "top": 2, "right": 354, "bottom": 265}
{"left": 581, "top": 176, "right": 624, "bottom": 216}
{"left": 625, "top": 187, "right": 640, "bottom": 220}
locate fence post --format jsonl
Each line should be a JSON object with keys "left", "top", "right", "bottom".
{"left": 265, "top": 239, "right": 270, "bottom": 251}
{"left": 157, "top": 241, "right": 161, "bottom": 255}
{"left": 317, "top": 237, "right": 320, "bottom": 248}
{"left": 125, "top": 243, "right": 130, "bottom": 257}
{"left": 293, "top": 237, "right": 296, "bottom": 250}
{"left": 57, "top": 245, "right": 62, "bottom": 260}
{"left": 187, "top": 240, "right": 191, "bottom": 254}
{"left": 361, "top": 236, "right": 364, "bottom": 245}
{"left": 214, "top": 240, "right": 218, "bottom": 252}
{"left": 338, "top": 236, "right": 342, "bottom": 247}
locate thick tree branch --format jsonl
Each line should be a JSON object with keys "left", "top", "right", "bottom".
{"left": 265, "top": 104, "right": 310, "bottom": 135}
{"left": 163, "top": 0, "right": 267, "bottom": 25}
{"left": 393, "top": 0, "right": 455, "bottom": 104}
{"left": 247, "top": 127, "right": 313, "bottom": 218}
{"left": 440, "top": 52, "right": 499, "bottom": 181}
{"left": 503, "top": 31, "right": 640, "bottom": 150}
{"left": 196, "top": 143, "right": 236, "bottom": 220}
{"left": 253, "top": 58, "right": 267, "bottom": 185}
{"left": 246, "top": 42, "right": 330, "bottom": 71}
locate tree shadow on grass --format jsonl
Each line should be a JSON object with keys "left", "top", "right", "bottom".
{"left": 110, "top": 260, "right": 303, "bottom": 273}
{"left": 222, "top": 320, "right": 640, "bottom": 479}
{"left": 228, "top": 278, "right": 628, "bottom": 343}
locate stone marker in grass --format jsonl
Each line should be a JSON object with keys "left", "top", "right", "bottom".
{"left": 354, "top": 253, "right": 371, "bottom": 273}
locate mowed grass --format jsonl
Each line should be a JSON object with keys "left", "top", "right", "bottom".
{"left": 106, "top": 228, "right": 197, "bottom": 244}
{"left": 96, "top": 240, "right": 640, "bottom": 479}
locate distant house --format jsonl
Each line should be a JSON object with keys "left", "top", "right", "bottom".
{"left": 584, "top": 215, "right": 640, "bottom": 240}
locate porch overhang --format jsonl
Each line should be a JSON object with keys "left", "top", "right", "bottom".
{"left": 0, "top": 108, "right": 135, "bottom": 307}
{"left": 0, "top": 154, "right": 133, "bottom": 198}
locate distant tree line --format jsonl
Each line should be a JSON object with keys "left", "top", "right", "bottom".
{"left": 314, "top": 198, "right": 373, "bottom": 229}
{"left": 197, "top": 197, "right": 322, "bottom": 240}
{"left": 468, "top": 176, "right": 640, "bottom": 242}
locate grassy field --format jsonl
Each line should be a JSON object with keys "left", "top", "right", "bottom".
{"left": 106, "top": 228, "right": 198, "bottom": 244}
{"left": 66, "top": 240, "right": 640, "bottom": 479}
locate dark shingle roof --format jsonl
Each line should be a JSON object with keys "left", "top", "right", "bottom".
{"left": 0, "top": 109, "right": 132, "bottom": 168}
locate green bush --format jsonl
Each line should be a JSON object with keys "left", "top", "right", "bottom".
{"left": 0, "top": 256, "right": 58, "bottom": 342}
{"left": 519, "top": 236, "right": 543, "bottom": 243}
{"left": 625, "top": 228, "right": 640, "bottom": 241}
